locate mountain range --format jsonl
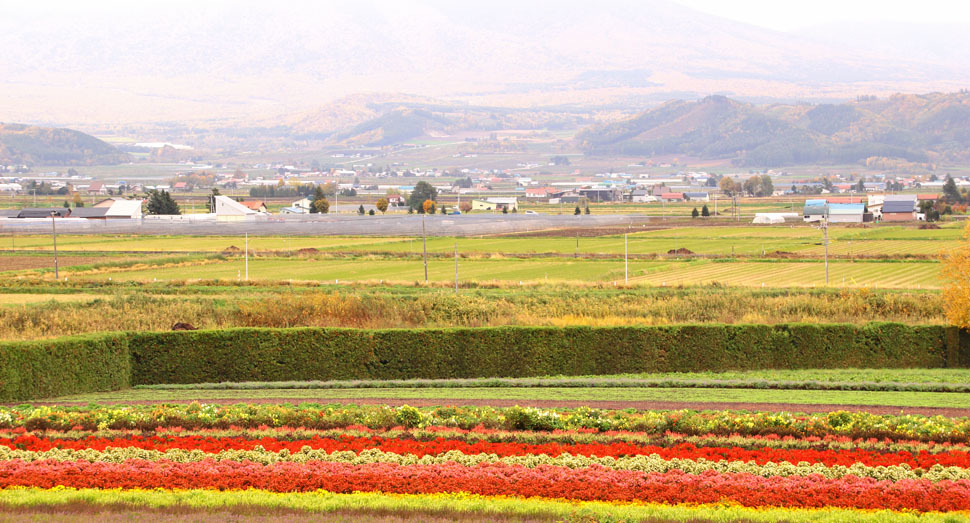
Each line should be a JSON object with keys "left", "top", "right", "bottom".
{"left": 577, "top": 92, "right": 970, "bottom": 166}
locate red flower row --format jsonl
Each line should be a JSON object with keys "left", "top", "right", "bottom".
{"left": 1, "top": 459, "right": 968, "bottom": 511}
{"left": 7, "top": 434, "right": 969, "bottom": 469}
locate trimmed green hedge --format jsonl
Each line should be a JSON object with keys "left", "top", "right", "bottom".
{"left": 0, "top": 333, "right": 130, "bottom": 402}
{"left": 2, "top": 323, "right": 967, "bottom": 401}
{"left": 129, "top": 323, "right": 962, "bottom": 386}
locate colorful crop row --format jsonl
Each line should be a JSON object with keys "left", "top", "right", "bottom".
{"left": 2, "top": 459, "right": 969, "bottom": 511}
{"left": 3, "top": 488, "right": 965, "bottom": 523}
{"left": 3, "top": 403, "right": 969, "bottom": 518}
{"left": 6, "top": 425, "right": 968, "bottom": 455}
{"left": 3, "top": 446, "right": 970, "bottom": 482}
{"left": 5, "top": 433, "right": 970, "bottom": 469}
{"left": 3, "top": 403, "right": 970, "bottom": 442}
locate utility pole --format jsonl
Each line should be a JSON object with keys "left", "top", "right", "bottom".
{"left": 422, "top": 214, "right": 428, "bottom": 282}
{"left": 454, "top": 240, "right": 459, "bottom": 293}
{"left": 244, "top": 232, "right": 249, "bottom": 281}
{"left": 624, "top": 233, "right": 628, "bottom": 284}
{"left": 823, "top": 218, "right": 829, "bottom": 285}
{"left": 575, "top": 232, "right": 579, "bottom": 259}
{"left": 50, "top": 211, "right": 59, "bottom": 279}
{"left": 714, "top": 193, "right": 717, "bottom": 217}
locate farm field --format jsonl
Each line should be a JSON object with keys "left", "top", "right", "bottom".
{"left": 48, "top": 256, "right": 942, "bottom": 288}
{"left": 2, "top": 222, "right": 968, "bottom": 522}
{"left": 0, "top": 284, "right": 945, "bottom": 340}
{"left": 1, "top": 223, "right": 962, "bottom": 256}
{"left": 2, "top": 402, "right": 970, "bottom": 521}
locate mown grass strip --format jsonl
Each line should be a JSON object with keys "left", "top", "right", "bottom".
{"left": 0, "top": 488, "right": 966, "bottom": 523}
{"left": 50, "top": 386, "right": 970, "bottom": 408}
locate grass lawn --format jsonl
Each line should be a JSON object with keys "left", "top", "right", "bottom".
{"left": 47, "top": 386, "right": 970, "bottom": 408}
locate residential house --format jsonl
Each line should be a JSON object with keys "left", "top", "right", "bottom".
{"left": 660, "top": 192, "right": 685, "bottom": 202}
{"left": 525, "top": 187, "right": 561, "bottom": 199}
{"left": 87, "top": 181, "right": 107, "bottom": 196}
{"left": 240, "top": 200, "right": 269, "bottom": 213}
{"left": 882, "top": 197, "right": 917, "bottom": 222}
{"left": 472, "top": 197, "right": 518, "bottom": 211}
{"left": 630, "top": 189, "right": 656, "bottom": 203}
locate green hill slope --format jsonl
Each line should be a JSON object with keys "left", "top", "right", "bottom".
{"left": 0, "top": 123, "right": 128, "bottom": 165}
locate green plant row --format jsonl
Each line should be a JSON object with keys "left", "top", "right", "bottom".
{"left": 135, "top": 376, "right": 970, "bottom": 393}
{"left": 1, "top": 323, "right": 968, "bottom": 402}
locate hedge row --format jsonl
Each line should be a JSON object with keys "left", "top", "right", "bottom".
{"left": 1, "top": 323, "right": 967, "bottom": 401}
{"left": 0, "top": 333, "right": 131, "bottom": 402}
{"left": 129, "top": 323, "right": 957, "bottom": 385}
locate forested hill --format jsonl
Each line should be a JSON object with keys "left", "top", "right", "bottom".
{"left": 577, "top": 92, "right": 970, "bottom": 167}
{"left": 0, "top": 123, "right": 128, "bottom": 165}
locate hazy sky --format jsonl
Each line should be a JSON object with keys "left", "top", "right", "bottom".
{"left": 3, "top": 0, "right": 970, "bottom": 31}
{"left": 674, "top": 0, "right": 970, "bottom": 31}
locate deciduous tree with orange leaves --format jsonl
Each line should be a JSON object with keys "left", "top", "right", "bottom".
{"left": 942, "top": 221, "right": 970, "bottom": 327}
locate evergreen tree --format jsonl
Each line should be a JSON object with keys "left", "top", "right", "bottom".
{"left": 146, "top": 190, "right": 181, "bottom": 215}
{"left": 943, "top": 176, "right": 961, "bottom": 203}
{"left": 574, "top": 205, "right": 581, "bottom": 215}
{"left": 584, "top": 205, "right": 591, "bottom": 215}
{"left": 691, "top": 207, "right": 699, "bottom": 218}
{"left": 701, "top": 204, "right": 710, "bottom": 217}
{"left": 408, "top": 181, "right": 438, "bottom": 211}
{"left": 358, "top": 204, "right": 365, "bottom": 215}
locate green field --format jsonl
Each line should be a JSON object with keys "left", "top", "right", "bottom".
{"left": 1, "top": 224, "right": 961, "bottom": 257}
{"left": 48, "top": 386, "right": 970, "bottom": 408}
{"left": 59, "top": 256, "right": 941, "bottom": 288}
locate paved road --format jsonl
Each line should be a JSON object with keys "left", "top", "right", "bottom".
{"left": 0, "top": 214, "right": 650, "bottom": 237}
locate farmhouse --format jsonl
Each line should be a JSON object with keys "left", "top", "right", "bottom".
{"left": 882, "top": 196, "right": 917, "bottom": 221}
{"left": 87, "top": 181, "right": 108, "bottom": 196}
{"left": 472, "top": 197, "right": 518, "bottom": 211}
{"left": 630, "top": 189, "right": 656, "bottom": 203}
{"left": 660, "top": 192, "right": 685, "bottom": 202}
{"left": 240, "top": 200, "right": 269, "bottom": 213}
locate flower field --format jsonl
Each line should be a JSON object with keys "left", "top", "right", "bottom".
{"left": 1, "top": 403, "right": 970, "bottom": 521}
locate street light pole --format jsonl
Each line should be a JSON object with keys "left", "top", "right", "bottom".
{"left": 50, "top": 211, "right": 59, "bottom": 279}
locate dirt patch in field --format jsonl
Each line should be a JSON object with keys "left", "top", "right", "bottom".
{"left": 29, "top": 397, "right": 970, "bottom": 417}
{"left": 296, "top": 247, "right": 320, "bottom": 255}
{"left": 667, "top": 247, "right": 694, "bottom": 255}
{"left": 0, "top": 255, "right": 108, "bottom": 271}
